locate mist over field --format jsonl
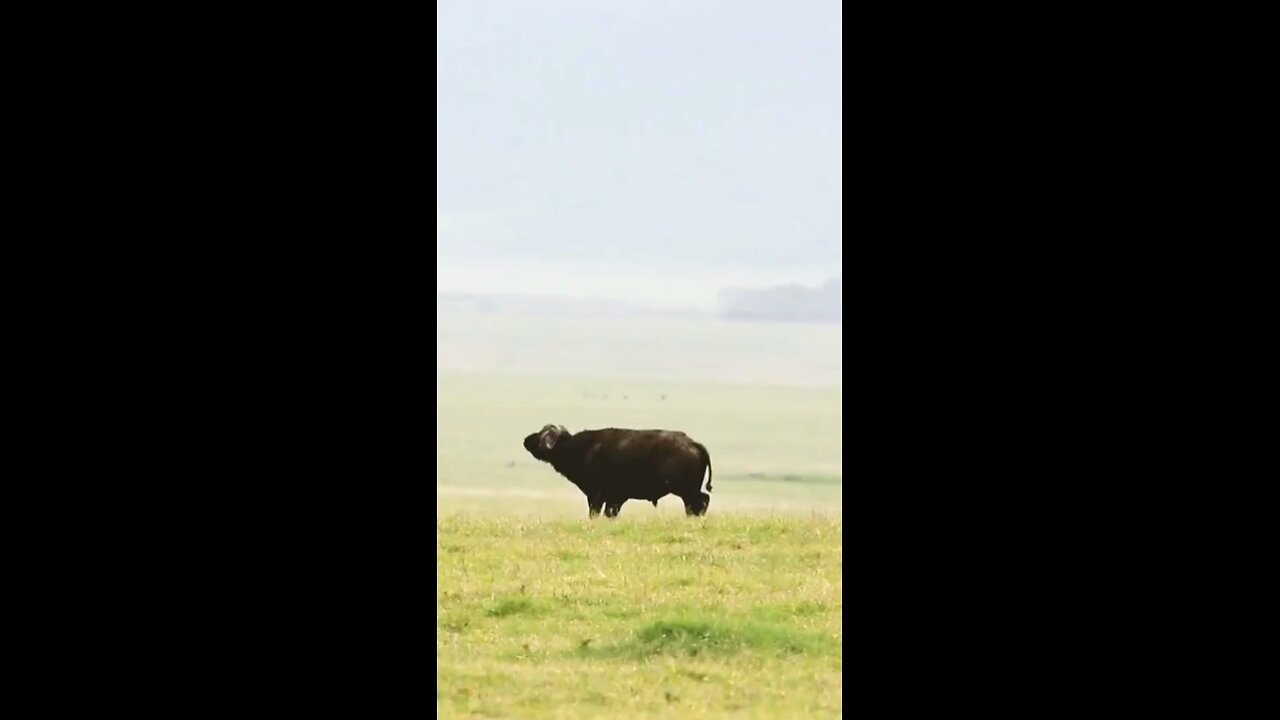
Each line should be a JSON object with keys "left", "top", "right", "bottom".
{"left": 437, "top": 0, "right": 841, "bottom": 715}
{"left": 437, "top": 0, "right": 841, "bottom": 314}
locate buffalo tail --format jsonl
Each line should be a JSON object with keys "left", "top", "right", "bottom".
{"left": 694, "top": 442, "right": 713, "bottom": 493}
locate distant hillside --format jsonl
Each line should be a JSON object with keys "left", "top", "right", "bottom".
{"left": 439, "top": 279, "right": 843, "bottom": 324}
{"left": 719, "top": 277, "right": 841, "bottom": 324}
{"left": 437, "top": 292, "right": 707, "bottom": 319}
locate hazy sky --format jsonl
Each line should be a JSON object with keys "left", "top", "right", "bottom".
{"left": 437, "top": 0, "right": 842, "bottom": 308}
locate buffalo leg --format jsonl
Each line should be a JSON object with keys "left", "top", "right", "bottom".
{"left": 696, "top": 492, "right": 710, "bottom": 516}
{"left": 682, "top": 492, "right": 710, "bottom": 517}
{"left": 587, "top": 495, "right": 604, "bottom": 518}
{"left": 604, "top": 500, "right": 625, "bottom": 518}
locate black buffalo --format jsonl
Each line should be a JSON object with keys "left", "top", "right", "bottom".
{"left": 522, "top": 424, "right": 713, "bottom": 518}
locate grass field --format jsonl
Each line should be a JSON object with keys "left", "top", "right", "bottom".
{"left": 437, "top": 310, "right": 842, "bottom": 388}
{"left": 437, "top": 516, "right": 842, "bottom": 718}
{"left": 436, "top": 370, "right": 841, "bottom": 517}
{"left": 437, "top": 312, "right": 842, "bottom": 716}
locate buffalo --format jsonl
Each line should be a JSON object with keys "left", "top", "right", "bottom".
{"left": 522, "top": 424, "right": 713, "bottom": 518}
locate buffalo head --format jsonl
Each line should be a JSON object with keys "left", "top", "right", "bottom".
{"left": 523, "top": 423, "right": 569, "bottom": 460}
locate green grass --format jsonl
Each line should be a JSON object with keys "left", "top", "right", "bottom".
{"left": 437, "top": 516, "right": 842, "bottom": 718}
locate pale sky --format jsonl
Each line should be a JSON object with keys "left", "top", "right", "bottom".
{"left": 437, "top": 0, "right": 842, "bottom": 309}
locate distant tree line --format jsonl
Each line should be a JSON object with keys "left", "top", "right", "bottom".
{"left": 718, "top": 277, "right": 841, "bottom": 324}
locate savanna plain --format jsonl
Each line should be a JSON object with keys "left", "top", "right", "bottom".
{"left": 437, "top": 312, "right": 842, "bottom": 718}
